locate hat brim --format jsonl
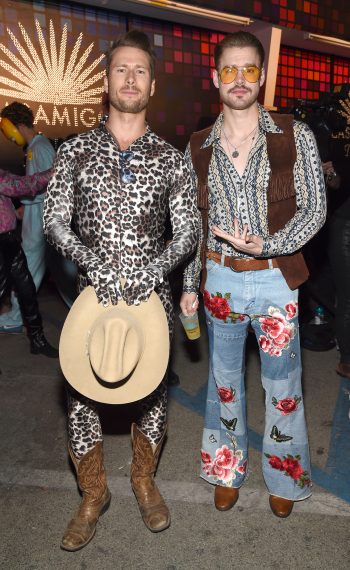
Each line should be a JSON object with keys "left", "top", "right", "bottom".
{"left": 59, "top": 286, "right": 169, "bottom": 404}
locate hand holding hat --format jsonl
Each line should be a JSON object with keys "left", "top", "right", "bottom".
{"left": 59, "top": 285, "right": 169, "bottom": 404}
{"left": 87, "top": 261, "right": 122, "bottom": 306}
{"left": 123, "top": 265, "right": 163, "bottom": 306}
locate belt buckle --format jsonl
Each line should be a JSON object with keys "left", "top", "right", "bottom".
{"left": 229, "top": 258, "right": 240, "bottom": 272}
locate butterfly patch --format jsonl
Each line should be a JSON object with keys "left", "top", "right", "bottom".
{"left": 220, "top": 417, "right": 237, "bottom": 431}
{"left": 270, "top": 425, "right": 293, "bottom": 442}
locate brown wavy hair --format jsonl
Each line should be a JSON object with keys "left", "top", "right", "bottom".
{"left": 214, "top": 31, "right": 265, "bottom": 70}
{"left": 105, "top": 30, "right": 156, "bottom": 79}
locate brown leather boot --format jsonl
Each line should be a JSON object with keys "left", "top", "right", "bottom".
{"left": 130, "top": 423, "right": 170, "bottom": 532}
{"left": 214, "top": 485, "right": 239, "bottom": 511}
{"left": 61, "top": 442, "right": 111, "bottom": 551}
{"left": 269, "top": 495, "right": 294, "bottom": 518}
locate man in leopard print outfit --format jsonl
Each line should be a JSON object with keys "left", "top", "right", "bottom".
{"left": 43, "top": 31, "right": 198, "bottom": 551}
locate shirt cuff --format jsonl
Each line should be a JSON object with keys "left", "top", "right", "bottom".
{"left": 260, "top": 239, "right": 272, "bottom": 258}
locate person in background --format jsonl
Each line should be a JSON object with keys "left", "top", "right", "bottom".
{"left": 181, "top": 31, "right": 326, "bottom": 518}
{"left": 0, "top": 102, "right": 55, "bottom": 333}
{"left": 0, "top": 167, "right": 58, "bottom": 356}
{"left": 327, "top": 89, "right": 350, "bottom": 380}
{"left": 299, "top": 90, "right": 350, "bottom": 379}
{"left": 298, "top": 160, "right": 340, "bottom": 352}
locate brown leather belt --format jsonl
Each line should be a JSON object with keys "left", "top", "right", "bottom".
{"left": 206, "top": 250, "right": 278, "bottom": 272}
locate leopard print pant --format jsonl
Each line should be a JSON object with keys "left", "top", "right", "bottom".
{"left": 67, "top": 380, "right": 168, "bottom": 459}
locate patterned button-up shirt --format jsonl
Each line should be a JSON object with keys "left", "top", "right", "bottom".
{"left": 183, "top": 105, "right": 326, "bottom": 292}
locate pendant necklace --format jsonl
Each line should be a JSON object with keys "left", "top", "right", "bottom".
{"left": 222, "top": 124, "right": 258, "bottom": 158}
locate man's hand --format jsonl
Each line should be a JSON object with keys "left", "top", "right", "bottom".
{"left": 122, "top": 267, "right": 160, "bottom": 306}
{"left": 322, "top": 161, "right": 340, "bottom": 189}
{"left": 15, "top": 205, "right": 25, "bottom": 220}
{"left": 180, "top": 292, "right": 198, "bottom": 316}
{"left": 212, "top": 218, "right": 263, "bottom": 256}
{"left": 87, "top": 262, "right": 121, "bottom": 306}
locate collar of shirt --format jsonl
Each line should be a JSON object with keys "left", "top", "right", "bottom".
{"left": 99, "top": 121, "right": 153, "bottom": 149}
{"left": 200, "top": 104, "right": 284, "bottom": 150}
{"left": 27, "top": 133, "right": 43, "bottom": 150}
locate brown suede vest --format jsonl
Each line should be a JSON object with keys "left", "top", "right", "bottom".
{"left": 190, "top": 113, "right": 309, "bottom": 291}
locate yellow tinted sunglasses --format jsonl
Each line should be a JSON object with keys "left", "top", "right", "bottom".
{"left": 219, "top": 65, "right": 261, "bottom": 84}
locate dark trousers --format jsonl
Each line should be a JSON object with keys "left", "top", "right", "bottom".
{"left": 329, "top": 215, "right": 350, "bottom": 364}
{"left": 0, "top": 230, "right": 42, "bottom": 331}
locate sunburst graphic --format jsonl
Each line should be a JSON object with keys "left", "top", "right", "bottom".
{"left": 0, "top": 19, "right": 105, "bottom": 105}
{"left": 338, "top": 93, "right": 350, "bottom": 125}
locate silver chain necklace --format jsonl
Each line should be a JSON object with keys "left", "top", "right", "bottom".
{"left": 222, "top": 124, "right": 258, "bottom": 158}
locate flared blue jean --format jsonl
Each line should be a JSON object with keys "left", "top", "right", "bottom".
{"left": 200, "top": 259, "right": 312, "bottom": 501}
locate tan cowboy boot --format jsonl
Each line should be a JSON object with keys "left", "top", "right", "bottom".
{"left": 130, "top": 423, "right": 170, "bottom": 532}
{"left": 61, "top": 442, "right": 111, "bottom": 551}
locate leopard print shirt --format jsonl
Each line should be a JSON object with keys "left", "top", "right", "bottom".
{"left": 43, "top": 123, "right": 198, "bottom": 306}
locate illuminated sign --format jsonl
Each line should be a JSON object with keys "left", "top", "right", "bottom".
{"left": 0, "top": 19, "right": 105, "bottom": 129}
{"left": 338, "top": 93, "right": 350, "bottom": 126}
{"left": 332, "top": 91, "right": 350, "bottom": 141}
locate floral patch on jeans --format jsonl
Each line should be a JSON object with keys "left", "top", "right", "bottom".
{"left": 265, "top": 453, "right": 311, "bottom": 488}
{"left": 217, "top": 386, "right": 236, "bottom": 403}
{"left": 258, "top": 305, "right": 296, "bottom": 357}
{"left": 201, "top": 444, "right": 245, "bottom": 484}
{"left": 285, "top": 301, "right": 298, "bottom": 320}
{"left": 272, "top": 395, "right": 301, "bottom": 414}
{"left": 204, "top": 290, "right": 245, "bottom": 323}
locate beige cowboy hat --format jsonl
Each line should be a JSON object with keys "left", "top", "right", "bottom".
{"left": 59, "top": 286, "right": 169, "bottom": 404}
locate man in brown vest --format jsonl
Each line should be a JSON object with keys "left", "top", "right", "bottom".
{"left": 180, "top": 31, "right": 326, "bottom": 517}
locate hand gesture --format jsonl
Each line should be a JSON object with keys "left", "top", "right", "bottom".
{"left": 87, "top": 262, "right": 121, "bottom": 306}
{"left": 212, "top": 218, "right": 263, "bottom": 256}
{"left": 122, "top": 267, "right": 160, "bottom": 306}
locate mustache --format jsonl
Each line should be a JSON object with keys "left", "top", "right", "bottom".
{"left": 120, "top": 87, "right": 141, "bottom": 94}
{"left": 228, "top": 86, "right": 251, "bottom": 94}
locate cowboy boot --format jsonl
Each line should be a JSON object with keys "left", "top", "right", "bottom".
{"left": 61, "top": 442, "right": 111, "bottom": 551}
{"left": 269, "top": 495, "right": 294, "bottom": 518}
{"left": 130, "top": 423, "right": 170, "bottom": 532}
{"left": 214, "top": 485, "right": 239, "bottom": 511}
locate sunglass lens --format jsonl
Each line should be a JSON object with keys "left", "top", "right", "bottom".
{"left": 121, "top": 170, "right": 136, "bottom": 184}
{"left": 243, "top": 66, "right": 260, "bottom": 83}
{"left": 119, "top": 150, "right": 135, "bottom": 184}
{"left": 120, "top": 150, "right": 134, "bottom": 161}
{"left": 220, "top": 66, "right": 237, "bottom": 84}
